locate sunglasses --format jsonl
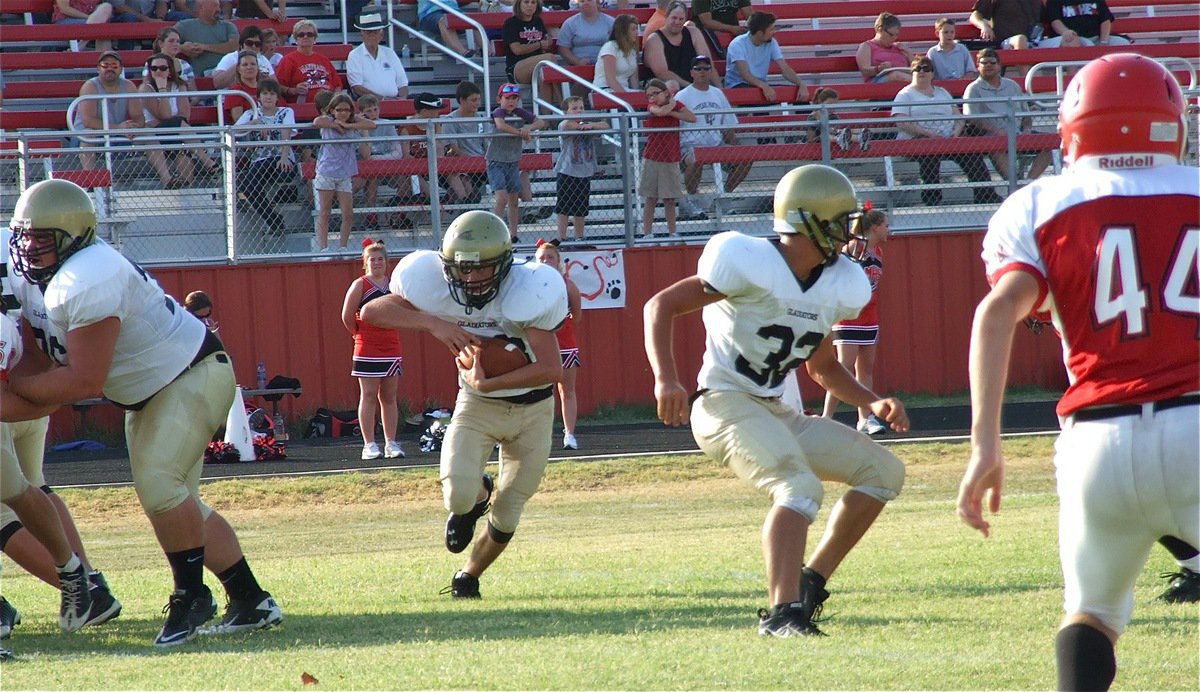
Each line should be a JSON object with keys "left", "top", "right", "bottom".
{"left": 150, "top": 64, "right": 171, "bottom": 71}
{"left": 243, "top": 39, "right": 262, "bottom": 46}
{"left": 295, "top": 31, "right": 316, "bottom": 38}
{"left": 99, "top": 62, "right": 122, "bottom": 69}
{"left": 977, "top": 58, "right": 999, "bottom": 65}
{"left": 884, "top": 29, "right": 900, "bottom": 38}
{"left": 914, "top": 65, "right": 934, "bottom": 72}
{"left": 692, "top": 65, "right": 711, "bottom": 71}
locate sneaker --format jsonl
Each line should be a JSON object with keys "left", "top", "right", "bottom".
{"left": 445, "top": 472, "right": 494, "bottom": 554}
{"left": 563, "top": 433, "right": 578, "bottom": 450}
{"left": 362, "top": 442, "right": 382, "bottom": 460}
{"left": 0, "top": 645, "right": 11, "bottom": 661}
{"left": 154, "top": 586, "right": 218, "bottom": 648}
{"left": 856, "top": 415, "right": 887, "bottom": 436}
{"left": 439, "top": 570, "right": 481, "bottom": 599}
{"left": 535, "top": 205, "right": 554, "bottom": 220}
{"left": 858, "top": 127, "right": 872, "bottom": 152}
{"left": 57, "top": 561, "right": 93, "bottom": 633}
{"left": 384, "top": 440, "right": 405, "bottom": 459}
{"left": 800, "top": 566, "right": 830, "bottom": 625}
{"left": 1158, "top": 567, "right": 1200, "bottom": 603}
{"left": 84, "top": 571, "right": 122, "bottom": 628}
{"left": 756, "top": 601, "right": 824, "bottom": 637}
{"left": 835, "top": 128, "right": 851, "bottom": 151}
{"left": 0, "top": 597, "right": 20, "bottom": 640}
{"left": 204, "top": 591, "right": 283, "bottom": 634}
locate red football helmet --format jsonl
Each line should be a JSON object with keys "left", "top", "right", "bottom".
{"left": 1059, "top": 53, "right": 1187, "bottom": 163}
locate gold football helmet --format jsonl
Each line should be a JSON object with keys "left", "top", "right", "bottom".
{"left": 440, "top": 210, "right": 514, "bottom": 310}
{"left": 772, "top": 164, "right": 863, "bottom": 263}
{"left": 8, "top": 178, "right": 98, "bottom": 286}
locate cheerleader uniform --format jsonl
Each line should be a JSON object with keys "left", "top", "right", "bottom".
{"left": 831, "top": 247, "right": 883, "bottom": 345}
{"left": 351, "top": 276, "right": 403, "bottom": 377}
{"left": 557, "top": 312, "right": 581, "bottom": 368}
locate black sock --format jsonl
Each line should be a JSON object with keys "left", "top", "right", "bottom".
{"left": 1158, "top": 536, "right": 1200, "bottom": 562}
{"left": 216, "top": 557, "right": 263, "bottom": 602}
{"left": 1056, "top": 623, "right": 1116, "bottom": 691}
{"left": 165, "top": 547, "right": 206, "bottom": 595}
{"left": 802, "top": 566, "right": 827, "bottom": 591}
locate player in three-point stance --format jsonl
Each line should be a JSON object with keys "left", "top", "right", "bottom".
{"left": 6, "top": 179, "right": 281, "bottom": 648}
{"left": 645, "top": 164, "right": 909, "bottom": 637}
{"left": 362, "top": 210, "right": 567, "bottom": 599}
{"left": 957, "top": 54, "right": 1198, "bottom": 691}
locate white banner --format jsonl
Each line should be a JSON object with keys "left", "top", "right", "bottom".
{"left": 563, "top": 248, "right": 627, "bottom": 310}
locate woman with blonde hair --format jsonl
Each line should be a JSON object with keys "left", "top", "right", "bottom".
{"left": 593, "top": 14, "right": 641, "bottom": 93}
{"left": 534, "top": 239, "right": 584, "bottom": 450}
{"left": 341, "top": 239, "right": 405, "bottom": 460}
{"left": 855, "top": 12, "right": 913, "bottom": 83}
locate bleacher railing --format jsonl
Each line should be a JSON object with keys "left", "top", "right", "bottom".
{"left": 385, "top": 0, "right": 493, "bottom": 115}
{"left": 4, "top": 90, "right": 1199, "bottom": 266}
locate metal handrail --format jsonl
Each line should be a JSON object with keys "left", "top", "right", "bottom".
{"left": 66, "top": 89, "right": 259, "bottom": 139}
{"left": 1025, "top": 57, "right": 1198, "bottom": 97}
{"left": 386, "top": 0, "right": 493, "bottom": 115}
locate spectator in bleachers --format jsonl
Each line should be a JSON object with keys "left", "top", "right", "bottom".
{"left": 212, "top": 26, "right": 276, "bottom": 89}
{"left": 643, "top": 1, "right": 714, "bottom": 92}
{"left": 639, "top": 78, "right": 695, "bottom": 238}
{"left": 962, "top": 48, "right": 1053, "bottom": 180}
{"left": 176, "top": 0, "right": 238, "bottom": 76}
{"left": 441, "top": 81, "right": 488, "bottom": 204}
{"left": 855, "top": 12, "right": 914, "bottom": 84}
{"left": 313, "top": 92, "right": 375, "bottom": 252}
{"left": 52, "top": 0, "right": 114, "bottom": 53}
{"left": 223, "top": 50, "right": 261, "bottom": 122}
{"left": 676, "top": 54, "right": 748, "bottom": 220}
{"left": 503, "top": 0, "right": 560, "bottom": 106}
{"left": 926, "top": 17, "right": 976, "bottom": 81}
{"left": 553, "top": 96, "right": 603, "bottom": 240}
{"left": 398, "top": 93, "right": 447, "bottom": 205}
{"left": 641, "top": 0, "right": 669, "bottom": 46}
{"left": 558, "top": 0, "right": 615, "bottom": 76}
{"left": 235, "top": 78, "right": 297, "bottom": 235}
{"left": 723, "top": 12, "right": 806, "bottom": 102}
{"left": 261, "top": 28, "right": 284, "bottom": 68}
{"left": 1039, "top": 0, "right": 1130, "bottom": 48}
{"left": 417, "top": 0, "right": 476, "bottom": 59}
{"left": 969, "top": 0, "right": 1043, "bottom": 50}
{"left": 805, "top": 86, "right": 845, "bottom": 146}
{"left": 73, "top": 52, "right": 152, "bottom": 174}
{"left": 891, "top": 56, "right": 1001, "bottom": 206}
{"left": 275, "top": 20, "right": 343, "bottom": 103}
{"left": 112, "top": 0, "right": 184, "bottom": 23}
{"left": 489, "top": 82, "right": 547, "bottom": 241}
{"left": 139, "top": 52, "right": 221, "bottom": 185}
{"left": 148, "top": 27, "right": 197, "bottom": 90}
{"left": 348, "top": 11, "right": 410, "bottom": 101}
{"left": 234, "top": 0, "right": 285, "bottom": 21}
{"left": 692, "top": 0, "right": 751, "bottom": 60}
{"left": 593, "top": 14, "right": 640, "bottom": 94}
{"left": 356, "top": 94, "right": 413, "bottom": 232}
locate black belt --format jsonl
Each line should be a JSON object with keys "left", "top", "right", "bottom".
{"left": 493, "top": 387, "right": 554, "bottom": 405}
{"left": 114, "top": 331, "right": 228, "bottom": 411}
{"left": 1071, "top": 394, "right": 1200, "bottom": 423}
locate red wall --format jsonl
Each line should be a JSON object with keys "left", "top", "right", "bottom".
{"left": 50, "top": 233, "right": 1067, "bottom": 438}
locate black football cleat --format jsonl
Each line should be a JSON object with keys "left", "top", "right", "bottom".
{"left": 440, "top": 570, "right": 482, "bottom": 599}
{"left": 757, "top": 601, "right": 824, "bottom": 637}
{"left": 445, "top": 473, "right": 494, "bottom": 554}
{"left": 1158, "top": 567, "right": 1200, "bottom": 604}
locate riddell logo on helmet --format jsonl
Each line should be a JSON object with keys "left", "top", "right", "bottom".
{"left": 1098, "top": 155, "right": 1154, "bottom": 169}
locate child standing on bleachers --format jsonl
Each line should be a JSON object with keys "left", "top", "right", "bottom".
{"left": 554, "top": 96, "right": 604, "bottom": 241}
{"left": 639, "top": 78, "right": 695, "bottom": 239}
{"left": 313, "top": 92, "right": 375, "bottom": 253}
{"left": 235, "top": 78, "right": 297, "bottom": 237}
{"left": 356, "top": 93, "right": 406, "bottom": 233}
{"left": 488, "top": 83, "right": 546, "bottom": 243}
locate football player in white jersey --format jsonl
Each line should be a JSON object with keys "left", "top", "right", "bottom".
{"left": 958, "top": 54, "right": 1198, "bottom": 690}
{"left": 0, "top": 227, "right": 123, "bottom": 635}
{"left": 362, "top": 210, "right": 568, "bottom": 599}
{"left": 645, "top": 164, "right": 909, "bottom": 637}
{"left": 1, "top": 311, "right": 95, "bottom": 641}
{"left": 6, "top": 179, "right": 282, "bottom": 648}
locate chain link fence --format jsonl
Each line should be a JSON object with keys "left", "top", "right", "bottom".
{"left": 3, "top": 91, "right": 1197, "bottom": 264}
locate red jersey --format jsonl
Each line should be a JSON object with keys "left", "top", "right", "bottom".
{"left": 556, "top": 312, "right": 578, "bottom": 349}
{"left": 836, "top": 247, "right": 882, "bottom": 328}
{"left": 982, "top": 160, "right": 1200, "bottom": 417}
{"left": 354, "top": 276, "right": 402, "bottom": 357}
{"left": 643, "top": 101, "right": 684, "bottom": 163}
{"left": 274, "top": 51, "right": 342, "bottom": 103}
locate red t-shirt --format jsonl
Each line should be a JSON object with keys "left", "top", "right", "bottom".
{"left": 643, "top": 101, "right": 684, "bottom": 163}
{"left": 223, "top": 83, "right": 258, "bottom": 123}
{"left": 275, "top": 51, "right": 343, "bottom": 103}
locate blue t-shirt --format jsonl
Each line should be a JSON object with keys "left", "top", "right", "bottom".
{"left": 723, "top": 33, "right": 783, "bottom": 88}
{"left": 418, "top": 0, "right": 459, "bottom": 20}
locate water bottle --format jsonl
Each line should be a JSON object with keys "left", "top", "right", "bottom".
{"left": 256, "top": 362, "right": 267, "bottom": 390}
{"left": 401, "top": 44, "right": 411, "bottom": 68}
{"left": 273, "top": 411, "right": 288, "bottom": 441}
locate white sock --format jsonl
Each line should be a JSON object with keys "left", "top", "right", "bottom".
{"left": 1181, "top": 555, "right": 1200, "bottom": 572}
{"left": 57, "top": 553, "right": 81, "bottom": 574}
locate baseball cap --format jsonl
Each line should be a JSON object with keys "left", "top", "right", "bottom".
{"left": 355, "top": 11, "right": 387, "bottom": 30}
{"left": 498, "top": 83, "right": 521, "bottom": 98}
{"left": 98, "top": 50, "right": 124, "bottom": 66}
{"left": 691, "top": 55, "right": 712, "bottom": 68}
{"left": 413, "top": 93, "right": 442, "bottom": 110}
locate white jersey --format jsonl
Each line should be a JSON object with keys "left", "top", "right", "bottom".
{"left": 0, "top": 312, "right": 21, "bottom": 378}
{"left": 8, "top": 240, "right": 205, "bottom": 407}
{"left": 697, "top": 232, "right": 870, "bottom": 397}
{"left": 390, "top": 251, "right": 568, "bottom": 398}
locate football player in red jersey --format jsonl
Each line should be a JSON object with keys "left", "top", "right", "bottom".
{"left": 958, "top": 54, "right": 1198, "bottom": 691}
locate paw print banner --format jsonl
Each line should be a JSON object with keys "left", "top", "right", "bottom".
{"left": 564, "top": 248, "right": 626, "bottom": 310}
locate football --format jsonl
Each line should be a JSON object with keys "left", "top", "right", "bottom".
{"left": 457, "top": 336, "right": 530, "bottom": 378}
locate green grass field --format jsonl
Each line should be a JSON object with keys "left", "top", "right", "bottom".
{"left": 1, "top": 436, "right": 1196, "bottom": 690}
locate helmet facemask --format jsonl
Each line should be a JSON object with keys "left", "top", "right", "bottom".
{"left": 441, "top": 250, "right": 513, "bottom": 310}
{"left": 9, "top": 222, "right": 92, "bottom": 286}
{"left": 784, "top": 205, "right": 864, "bottom": 265}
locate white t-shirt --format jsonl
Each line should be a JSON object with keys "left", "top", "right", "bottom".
{"left": 696, "top": 232, "right": 869, "bottom": 397}
{"left": 347, "top": 43, "right": 409, "bottom": 99}
{"left": 592, "top": 40, "right": 639, "bottom": 92}
{"left": 675, "top": 84, "right": 737, "bottom": 149}
{"left": 214, "top": 51, "right": 276, "bottom": 79}
{"left": 891, "top": 85, "right": 956, "bottom": 138}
